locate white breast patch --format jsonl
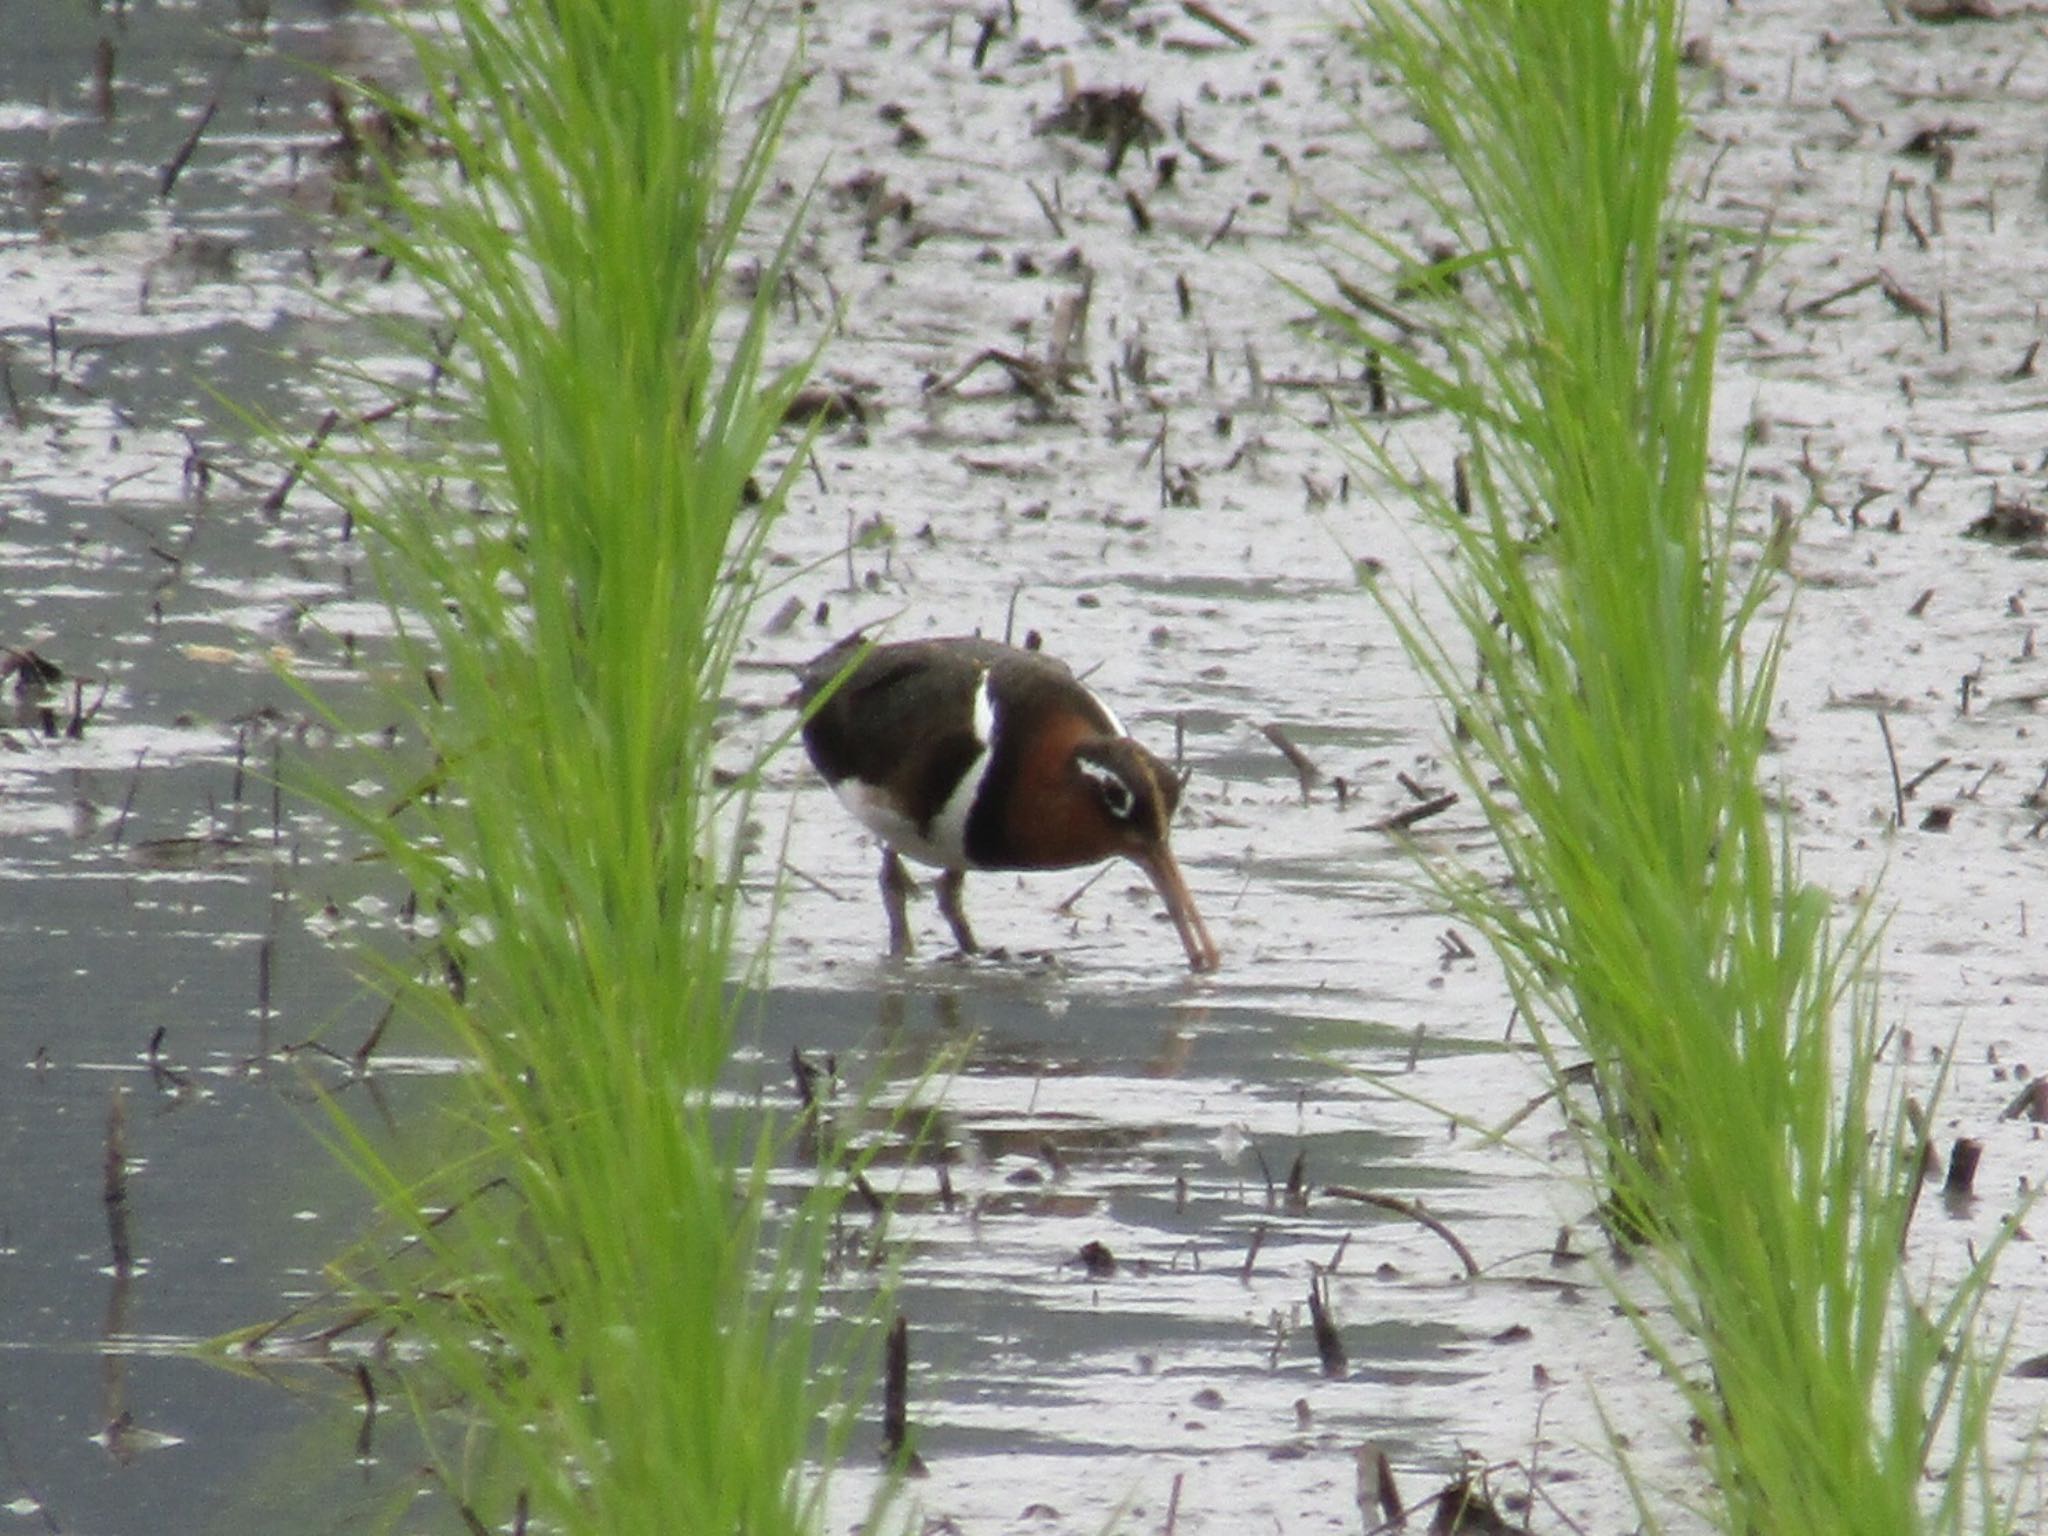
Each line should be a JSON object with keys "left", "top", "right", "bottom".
{"left": 834, "top": 778, "right": 966, "bottom": 867}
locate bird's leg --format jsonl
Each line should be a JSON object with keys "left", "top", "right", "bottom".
{"left": 936, "top": 868, "right": 979, "bottom": 955}
{"left": 880, "top": 849, "right": 915, "bottom": 959}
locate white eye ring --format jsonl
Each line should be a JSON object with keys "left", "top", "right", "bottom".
{"left": 1079, "top": 758, "right": 1135, "bottom": 819}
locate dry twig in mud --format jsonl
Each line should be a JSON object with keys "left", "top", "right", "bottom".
{"left": 1307, "top": 1272, "right": 1347, "bottom": 1378}
{"left": 238, "top": 1175, "right": 515, "bottom": 1356}
{"left": 65, "top": 675, "right": 109, "bottom": 739}
{"left": 353, "top": 1002, "right": 394, "bottom": 1071}
{"left": 1396, "top": 769, "right": 1438, "bottom": 801}
{"left": 970, "top": 11, "right": 1000, "bottom": 69}
{"left": 262, "top": 408, "right": 341, "bottom": 517}
{"left": 352, "top": 1362, "right": 378, "bottom": 1462}
{"left": 1240, "top": 1222, "right": 1265, "bottom": 1282}
{"left": 1877, "top": 710, "right": 1905, "bottom": 828}
{"left": 159, "top": 97, "right": 218, "bottom": 198}
{"left": 2000, "top": 1077, "right": 2048, "bottom": 1122}
{"left": 1025, "top": 178, "right": 1064, "bottom": 237}
{"left": 1054, "top": 861, "right": 1112, "bottom": 916}
{"left": 1260, "top": 722, "right": 1320, "bottom": 802}
{"left": 1901, "top": 754, "right": 1950, "bottom": 798}
{"left": 882, "top": 1313, "right": 927, "bottom": 1475}
{"left": 1943, "top": 1137, "right": 1982, "bottom": 1202}
{"left": 1162, "top": 1471, "right": 1187, "bottom": 1536}
{"left": 1356, "top": 1444, "right": 1404, "bottom": 1525}
{"left": 1878, "top": 268, "right": 1936, "bottom": 319}
{"left": 146, "top": 1026, "right": 195, "bottom": 1092}
{"left": 91, "top": 36, "right": 115, "bottom": 122}
{"left": 1181, "top": 0, "right": 1255, "bottom": 46}
{"left": 1285, "top": 1149, "right": 1310, "bottom": 1213}
{"left": 1375, "top": 791, "right": 1458, "bottom": 832}
{"left": 925, "top": 348, "right": 1056, "bottom": 409}
{"left": 1899, "top": 1097, "right": 1935, "bottom": 1246}
{"left": 1324, "top": 266, "right": 1434, "bottom": 340}
{"left": 1324, "top": 1184, "right": 1481, "bottom": 1279}
{"left": 1795, "top": 271, "right": 1879, "bottom": 317}
{"left": 1046, "top": 276, "right": 1092, "bottom": 378}
{"left": 104, "top": 1089, "right": 133, "bottom": 1277}
{"left": 0, "top": 344, "right": 27, "bottom": 430}
{"left": 424, "top": 1467, "right": 494, "bottom": 1536}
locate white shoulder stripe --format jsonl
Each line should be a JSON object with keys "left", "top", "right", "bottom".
{"left": 970, "top": 668, "right": 995, "bottom": 745}
{"left": 917, "top": 667, "right": 996, "bottom": 866}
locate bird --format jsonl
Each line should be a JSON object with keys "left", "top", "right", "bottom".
{"left": 796, "top": 633, "right": 1219, "bottom": 972}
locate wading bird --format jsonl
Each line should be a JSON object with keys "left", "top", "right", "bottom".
{"left": 797, "top": 634, "right": 1219, "bottom": 972}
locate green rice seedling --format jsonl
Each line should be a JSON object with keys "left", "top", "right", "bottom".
{"left": 294, "top": 2, "right": 889, "bottom": 1532}
{"left": 1324, "top": 1, "right": 2014, "bottom": 1530}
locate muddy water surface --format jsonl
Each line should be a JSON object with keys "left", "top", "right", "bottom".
{"left": 3, "top": 4, "right": 433, "bottom": 1531}
{"left": 6, "top": 0, "right": 2048, "bottom": 1532}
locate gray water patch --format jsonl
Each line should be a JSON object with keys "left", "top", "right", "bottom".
{"left": 750, "top": 982, "right": 1626, "bottom": 1531}
{"left": 0, "top": 1120, "right": 439, "bottom": 1535}
{"left": 2, "top": 5, "right": 438, "bottom": 1530}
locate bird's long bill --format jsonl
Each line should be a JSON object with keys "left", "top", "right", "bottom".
{"left": 1135, "top": 845, "right": 1220, "bottom": 973}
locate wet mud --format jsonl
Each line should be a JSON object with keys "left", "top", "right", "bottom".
{"left": 6, "top": 0, "right": 2048, "bottom": 1531}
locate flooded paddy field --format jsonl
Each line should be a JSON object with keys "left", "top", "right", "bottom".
{"left": 5, "top": 0, "right": 2048, "bottom": 1531}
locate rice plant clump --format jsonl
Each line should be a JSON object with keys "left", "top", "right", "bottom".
{"left": 301, "top": 3, "right": 874, "bottom": 1532}
{"left": 1330, "top": 2, "right": 2013, "bottom": 1530}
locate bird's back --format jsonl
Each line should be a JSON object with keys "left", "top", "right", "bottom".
{"left": 798, "top": 635, "right": 1106, "bottom": 787}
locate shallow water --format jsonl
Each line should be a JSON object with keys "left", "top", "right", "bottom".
{"left": 7, "top": 0, "right": 2048, "bottom": 1532}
